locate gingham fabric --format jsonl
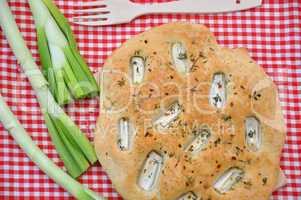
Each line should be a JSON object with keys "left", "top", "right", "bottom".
{"left": 0, "top": 0, "right": 300, "bottom": 199}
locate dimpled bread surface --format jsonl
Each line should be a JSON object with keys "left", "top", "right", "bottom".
{"left": 94, "top": 23, "right": 286, "bottom": 200}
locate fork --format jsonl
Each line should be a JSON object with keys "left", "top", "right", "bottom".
{"left": 72, "top": 0, "right": 262, "bottom": 26}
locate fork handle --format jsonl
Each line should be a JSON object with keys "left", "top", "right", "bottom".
{"left": 135, "top": 0, "right": 261, "bottom": 14}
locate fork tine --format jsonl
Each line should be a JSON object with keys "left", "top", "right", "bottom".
{"left": 73, "top": 14, "right": 109, "bottom": 21}
{"left": 79, "top": 1, "right": 105, "bottom": 7}
{"left": 74, "top": 7, "right": 107, "bottom": 14}
{"left": 72, "top": 20, "right": 110, "bottom": 26}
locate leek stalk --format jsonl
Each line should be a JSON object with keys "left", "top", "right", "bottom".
{"left": 0, "top": 0, "right": 97, "bottom": 178}
{"left": 0, "top": 94, "right": 104, "bottom": 200}
{"left": 29, "top": 0, "right": 99, "bottom": 105}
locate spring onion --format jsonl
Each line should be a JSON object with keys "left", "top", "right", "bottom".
{"left": 0, "top": 0, "right": 97, "bottom": 178}
{"left": 0, "top": 94, "right": 104, "bottom": 200}
{"left": 28, "top": 0, "right": 99, "bottom": 105}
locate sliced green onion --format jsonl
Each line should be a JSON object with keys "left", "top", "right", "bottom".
{"left": 138, "top": 151, "right": 163, "bottom": 191}
{"left": 29, "top": 0, "right": 99, "bottom": 105}
{"left": 213, "top": 167, "right": 244, "bottom": 194}
{"left": 176, "top": 192, "right": 198, "bottom": 200}
{"left": 0, "top": 0, "right": 97, "bottom": 178}
{"left": 0, "top": 94, "right": 104, "bottom": 200}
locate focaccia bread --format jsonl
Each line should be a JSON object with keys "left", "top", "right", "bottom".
{"left": 94, "top": 23, "right": 286, "bottom": 200}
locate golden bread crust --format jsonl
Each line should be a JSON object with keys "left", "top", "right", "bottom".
{"left": 94, "top": 23, "right": 286, "bottom": 200}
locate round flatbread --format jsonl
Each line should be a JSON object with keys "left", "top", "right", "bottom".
{"left": 94, "top": 23, "right": 286, "bottom": 200}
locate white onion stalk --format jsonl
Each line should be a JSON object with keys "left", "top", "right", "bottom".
{"left": 213, "top": 167, "right": 244, "bottom": 194}
{"left": 209, "top": 73, "right": 227, "bottom": 109}
{"left": 138, "top": 151, "right": 163, "bottom": 191}
{"left": 29, "top": 0, "right": 99, "bottom": 105}
{"left": 130, "top": 56, "right": 145, "bottom": 84}
{"left": 118, "top": 118, "right": 130, "bottom": 151}
{"left": 154, "top": 101, "right": 182, "bottom": 131}
{"left": 171, "top": 42, "right": 190, "bottom": 74}
{"left": 0, "top": 0, "right": 97, "bottom": 178}
{"left": 0, "top": 94, "right": 104, "bottom": 200}
{"left": 245, "top": 116, "right": 261, "bottom": 152}
{"left": 185, "top": 129, "right": 211, "bottom": 155}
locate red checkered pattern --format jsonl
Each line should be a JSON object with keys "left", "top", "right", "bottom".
{"left": 0, "top": 0, "right": 300, "bottom": 199}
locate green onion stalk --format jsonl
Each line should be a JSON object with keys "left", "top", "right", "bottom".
{"left": 0, "top": 94, "right": 104, "bottom": 200}
{"left": 28, "top": 0, "right": 99, "bottom": 105}
{"left": 0, "top": 0, "right": 97, "bottom": 178}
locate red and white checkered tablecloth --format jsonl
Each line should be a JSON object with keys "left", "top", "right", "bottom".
{"left": 0, "top": 0, "right": 300, "bottom": 199}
